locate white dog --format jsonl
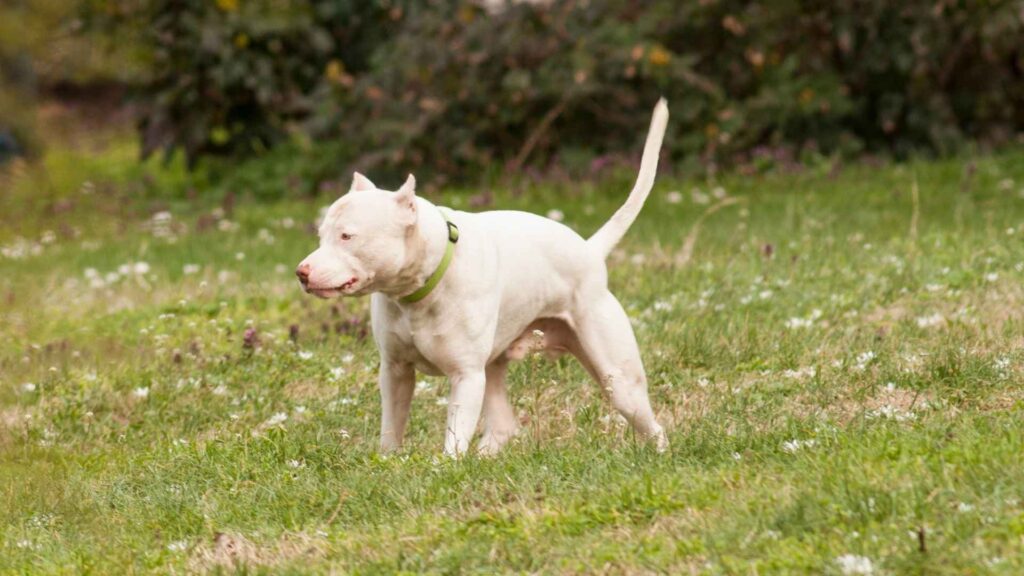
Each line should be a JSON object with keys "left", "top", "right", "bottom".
{"left": 297, "top": 99, "right": 669, "bottom": 456}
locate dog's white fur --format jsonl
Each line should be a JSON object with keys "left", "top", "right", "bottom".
{"left": 298, "top": 99, "right": 670, "bottom": 456}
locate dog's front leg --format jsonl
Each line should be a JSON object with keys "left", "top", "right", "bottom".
{"left": 379, "top": 360, "right": 415, "bottom": 453}
{"left": 443, "top": 369, "right": 487, "bottom": 457}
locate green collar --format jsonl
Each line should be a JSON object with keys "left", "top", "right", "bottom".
{"left": 400, "top": 207, "right": 459, "bottom": 304}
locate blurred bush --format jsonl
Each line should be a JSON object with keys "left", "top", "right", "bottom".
{"left": 85, "top": 0, "right": 402, "bottom": 167}
{"left": 86, "top": 0, "right": 1024, "bottom": 180}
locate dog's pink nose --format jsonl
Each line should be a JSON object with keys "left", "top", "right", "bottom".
{"left": 296, "top": 263, "right": 311, "bottom": 285}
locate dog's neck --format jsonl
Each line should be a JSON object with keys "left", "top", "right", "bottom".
{"left": 381, "top": 197, "right": 451, "bottom": 301}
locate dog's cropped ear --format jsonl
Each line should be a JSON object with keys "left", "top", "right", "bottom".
{"left": 394, "top": 174, "right": 417, "bottom": 226}
{"left": 350, "top": 172, "right": 376, "bottom": 192}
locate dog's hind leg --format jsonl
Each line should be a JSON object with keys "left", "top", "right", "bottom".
{"left": 478, "top": 357, "right": 519, "bottom": 456}
{"left": 570, "top": 290, "right": 668, "bottom": 451}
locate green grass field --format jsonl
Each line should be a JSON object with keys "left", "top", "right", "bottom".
{"left": 2, "top": 138, "right": 1024, "bottom": 574}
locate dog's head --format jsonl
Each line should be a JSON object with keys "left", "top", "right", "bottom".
{"left": 296, "top": 172, "right": 419, "bottom": 298}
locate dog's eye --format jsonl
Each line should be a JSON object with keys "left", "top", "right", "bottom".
{"left": 340, "top": 233, "right": 354, "bottom": 241}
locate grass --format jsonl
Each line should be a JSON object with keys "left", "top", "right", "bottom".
{"left": 2, "top": 135, "right": 1024, "bottom": 574}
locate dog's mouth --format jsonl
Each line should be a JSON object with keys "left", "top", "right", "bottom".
{"left": 306, "top": 277, "right": 360, "bottom": 298}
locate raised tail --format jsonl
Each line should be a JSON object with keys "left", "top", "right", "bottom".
{"left": 588, "top": 98, "right": 669, "bottom": 258}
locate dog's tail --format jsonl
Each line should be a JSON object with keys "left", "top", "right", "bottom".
{"left": 588, "top": 98, "right": 669, "bottom": 259}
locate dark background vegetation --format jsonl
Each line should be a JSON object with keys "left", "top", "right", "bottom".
{"left": 3, "top": 0, "right": 1024, "bottom": 194}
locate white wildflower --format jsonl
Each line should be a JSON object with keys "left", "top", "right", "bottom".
{"left": 782, "top": 367, "right": 816, "bottom": 380}
{"left": 854, "top": 351, "right": 876, "bottom": 371}
{"left": 22, "top": 382, "right": 36, "bottom": 393}
{"left": 297, "top": 350, "right": 314, "bottom": 361}
{"left": 132, "top": 387, "right": 150, "bottom": 398}
{"left": 182, "top": 263, "right": 201, "bottom": 275}
{"left": 166, "top": 540, "right": 189, "bottom": 553}
{"left": 835, "top": 554, "right": 874, "bottom": 575}
{"left": 786, "top": 317, "right": 813, "bottom": 329}
{"left": 665, "top": 191, "right": 683, "bottom": 204}
{"left": 866, "top": 404, "right": 916, "bottom": 422}
{"left": 265, "top": 412, "right": 288, "bottom": 427}
{"left": 546, "top": 209, "right": 564, "bottom": 222}
{"left": 916, "top": 313, "right": 945, "bottom": 328}
{"left": 781, "top": 439, "right": 817, "bottom": 454}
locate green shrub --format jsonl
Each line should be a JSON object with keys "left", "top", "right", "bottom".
{"left": 86, "top": 0, "right": 403, "bottom": 166}
{"left": 90, "top": 0, "right": 1024, "bottom": 181}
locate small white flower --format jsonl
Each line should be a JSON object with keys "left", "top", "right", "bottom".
{"left": 287, "top": 459, "right": 303, "bottom": 468}
{"left": 985, "top": 272, "right": 999, "bottom": 282}
{"left": 546, "top": 209, "right": 564, "bottom": 222}
{"left": 338, "top": 429, "right": 351, "bottom": 439}
{"left": 957, "top": 502, "right": 974, "bottom": 513}
{"left": 785, "top": 317, "right": 813, "bottom": 329}
{"left": 854, "top": 351, "right": 876, "bottom": 371}
{"left": 21, "top": 382, "right": 36, "bottom": 393}
{"left": 866, "top": 404, "right": 916, "bottom": 422}
{"left": 665, "top": 191, "right": 683, "bottom": 204}
{"left": 781, "top": 439, "right": 817, "bottom": 454}
{"left": 133, "top": 262, "right": 151, "bottom": 275}
{"left": 297, "top": 350, "right": 314, "bottom": 361}
{"left": 329, "top": 367, "right": 345, "bottom": 381}
{"left": 340, "top": 353, "right": 354, "bottom": 364}
{"left": 712, "top": 186, "right": 727, "bottom": 199}
{"left": 166, "top": 540, "right": 188, "bottom": 553}
{"left": 916, "top": 313, "right": 945, "bottom": 328}
{"left": 235, "top": 252, "right": 246, "bottom": 261}
{"left": 183, "top": 263, "right": 201, "bottom": 275}
{"left": 696, "top": 376, "right": 711, "bottom": 388}
{"left": 265, "top": 412, "right": 288, "bottom": 426}
{"left": 133, "top": 387, "right": 150, "bottom": 398}
{"left": 782, "top": 367, "right": 816, "bottom": 380}
{"left": 836, "top": 554, "right": 874, "bottom": 575}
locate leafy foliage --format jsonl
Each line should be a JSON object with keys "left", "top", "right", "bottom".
{"left": 87, "top": 0, "right": 403, "bottom": 166}
{"left": 90, "top": 0, "right": 1024, "bottom": 178}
